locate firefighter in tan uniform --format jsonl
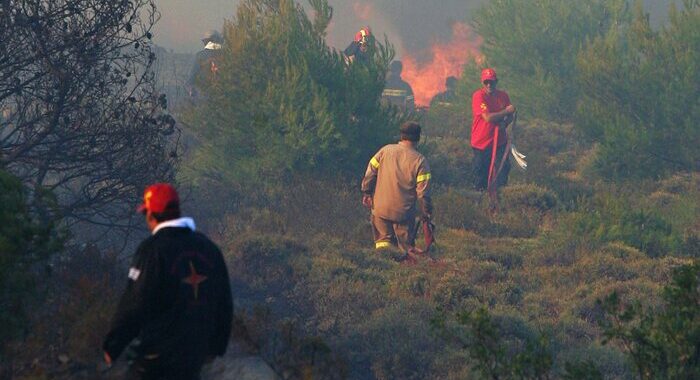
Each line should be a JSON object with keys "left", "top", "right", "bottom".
{"left": 361, "top": 122, "right": 433, "bottom": 259}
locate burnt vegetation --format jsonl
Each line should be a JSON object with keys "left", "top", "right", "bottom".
{"left": 0, "top": 0, "right": 177, "bottom": 238}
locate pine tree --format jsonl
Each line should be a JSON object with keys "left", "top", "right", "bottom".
{"left": 576, "top": 0, "right": 700, "bottom": 178}
{"left": 469, "top": 0, "right": 628, "bottom": 122}
{"left": 183, "top": 0, "right": 400, "bottom": 191}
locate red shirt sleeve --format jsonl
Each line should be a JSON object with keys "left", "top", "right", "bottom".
{"left": 472, "top": 89, "right": 488, "bottom": 118}
{"left": 501, "top": 92, "right": 511, "bottom": 109}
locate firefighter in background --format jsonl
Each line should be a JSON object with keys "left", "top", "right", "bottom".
{"left": 430, "top": 76, "right": 458, "bottom": 107}
{"left": 187, "top": 30, "right": 224, "bottom": 98}
{"left": 381, "top": 60, "right": 415, "bottom": 112}
{"left": 344, "top": 26, "right": 373, "bottom": 65}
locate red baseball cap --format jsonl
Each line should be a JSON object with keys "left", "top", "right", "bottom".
{"left": 481, "top": 68, "right": 497, "bottom": 82}
{"left": 137, "top": 183, "right": 180, "bottom": 214}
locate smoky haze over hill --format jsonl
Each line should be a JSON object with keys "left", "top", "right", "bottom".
{"left": 153, "top": 0, "right": 677, "bottom": 55}
{"left": 153, "top": 0, "right": 481, "bottom": 57}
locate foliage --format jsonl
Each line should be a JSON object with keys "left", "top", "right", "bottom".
{"left": 598, "top": 261, "right": 700, "bottom": 379}
{"left": 422, "top": 101, "right": 469, "bottom": 139}
{"left": 468, "top": 0, "right": 628, "bottom": 121}
{"left": 433, "top": 307, "right": 606, "bottom": 379}
{"left": 238, "top": 310, "right": 347, "bottom": 380}
{"left": 434, "top": 183, "right": 556, "bottom": 238}
{"left": 561, "top": 190, "right": 686, "bottom": 258}
{"left": 576, "top": 0, "right": 700, "bottom": 178}
{"left": 183, "top": 0, "right": 399, "bottom": 191}
{"left": 0, "top": 169, "right": 61, "bottom": 359}
{"left": 0, "top": 0, "right": 178, "bottom": 241}
{"left": 420, "top": 136, "right": 472, "bottom": 187}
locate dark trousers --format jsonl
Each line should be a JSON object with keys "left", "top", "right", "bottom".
{"left": 125, "top": 357, "right": 203, "bottom": 380}
{"left": 472, "top": 144, "right": 511, "bottom": 191}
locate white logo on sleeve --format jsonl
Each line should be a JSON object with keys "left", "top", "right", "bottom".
{"left": 128, "top": 267, "right": 141, "bottom": 281}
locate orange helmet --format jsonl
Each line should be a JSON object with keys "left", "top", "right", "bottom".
{"left": 354, "top": 27, "right": 372, "bottom": 44}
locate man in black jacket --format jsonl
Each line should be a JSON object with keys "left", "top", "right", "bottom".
{"left": 103, "top": 183, "right": 233, "bottom": 380}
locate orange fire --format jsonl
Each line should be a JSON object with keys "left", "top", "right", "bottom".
{"left": 402, "top": 22, "right": 482, "bottom": 107}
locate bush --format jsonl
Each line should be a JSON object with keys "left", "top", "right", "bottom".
{"left": 420, "top": 136, "right": 472, "bottom": 187}
{"left": 433, "top": 186, "right": 553, "bottom": 238}
{"left": 501, "top": 184, "right": 557, "bottom": 213}
{"left": 229, "top": 235, "right": 311, "bottom": 314}
{"left": 468, "top": 0, "right": 628, "bottom": 122}
{"left": 6, "top": 245, "right": 121, "bottom": 379}
{"left": 576, "top": 2, "right": 700, "bottom": 179}
{"left": 423, "top": 102, "right": 469, "bottom": 139}
{"left": 433, "top": 307, "right": 558, "bottom": 379}
{"left": 549, "top": 190, "right": 686, "bottom": 258}
{"left": 183, "top": 0, "right": 400, "bottom": 191}
{"left": 0, "top": 169, "right": 62, "bottom": 359}
{"left": 598, "top": 261, "right": 700, "bottom": 379}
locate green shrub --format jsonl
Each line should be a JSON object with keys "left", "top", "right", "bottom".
{"left": 0, "top": 170, "right": 62, "bottom": 357}
{"left": 469, "top": 0, "right": 628, "bottom": 122}
{"left": 433, "top": 187, "right": 489, "bottom": 231}
{"left": 548, "top": 189, "right": 687, "bottom": 258}
{"left": 501, "top": 184, "right": 557, "bottom": 213}
{"left": 229, "top": 235, "right": 312, "bottom": 316}
{"left": 598, "top": 261, "right": 700, "bottom": 379}
{"left": 423, "top": 102, "right": 469, "bottom": 139}
{"left": 7, "top": 245, "right": 122, "bottom": 378}
{"left": 434, "top": 186, "right": 550, "bottom": 238}
{"left": 420, "top": 136, "right": 472, "bottom": 187}
{"left": 433, "top": 307, "right": 556, "bottom": 379}
{"left": 576, "top": 1, "right": 699, "bottom": 179}
{"left": 183, "top": 0, "right": 400, "bottom": 191}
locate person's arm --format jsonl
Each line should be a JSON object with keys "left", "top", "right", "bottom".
{"left": 416, "top": 159, "right": 433, "bottom": 219}
{"left": 343, "top": 42, "right": 358, "bottom": 64}
{"left": 361, "top": 148, "right": 383, "bottom": 208}
{"left": 482, "top": 104, "right": 515, "bottom": 124}
{"left": 473, "top": 91, "right": 515, "bottom": 124}
{"left": 102, "top": 242, "right": 160, "bottom": 362}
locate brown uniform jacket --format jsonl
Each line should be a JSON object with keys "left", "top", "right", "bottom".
{"left": 361, "top": 143, "right": 432, "bottom": 222}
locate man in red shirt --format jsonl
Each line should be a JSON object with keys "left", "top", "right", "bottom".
{"left": 471, "top": 68, "right": 516, "bottom": 191}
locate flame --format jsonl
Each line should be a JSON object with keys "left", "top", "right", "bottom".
{"left": 352, "top": 2, "right": 374, "bottom": 21}
{"left": 402, "top": 22, "right": 482, "bottom": 107}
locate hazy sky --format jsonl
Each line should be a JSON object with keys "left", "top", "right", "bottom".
{"left": 152, "top": 0, "right": 677, "bottom": 54}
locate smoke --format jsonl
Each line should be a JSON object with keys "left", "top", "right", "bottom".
{"left": 151, "top": 0, "right": 481, "bottom": 53}
{"left": 151, "top": 0, "right": 679, "bottom": 108}
{"left": 152, "top": 0, "right": 680, "bottom": 53}
{"left": 352, "top": 2, "right": 374, "bottom": 20}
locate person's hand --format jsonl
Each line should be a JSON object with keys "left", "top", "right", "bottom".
{"left": 104, "top": 352, "right": 113, "bottom": 367}
{"left": 362, "top": 194, "right": 373, "bottom": 209}
{"left": 505, "top": 104, "right": 516, "bottom": 114}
